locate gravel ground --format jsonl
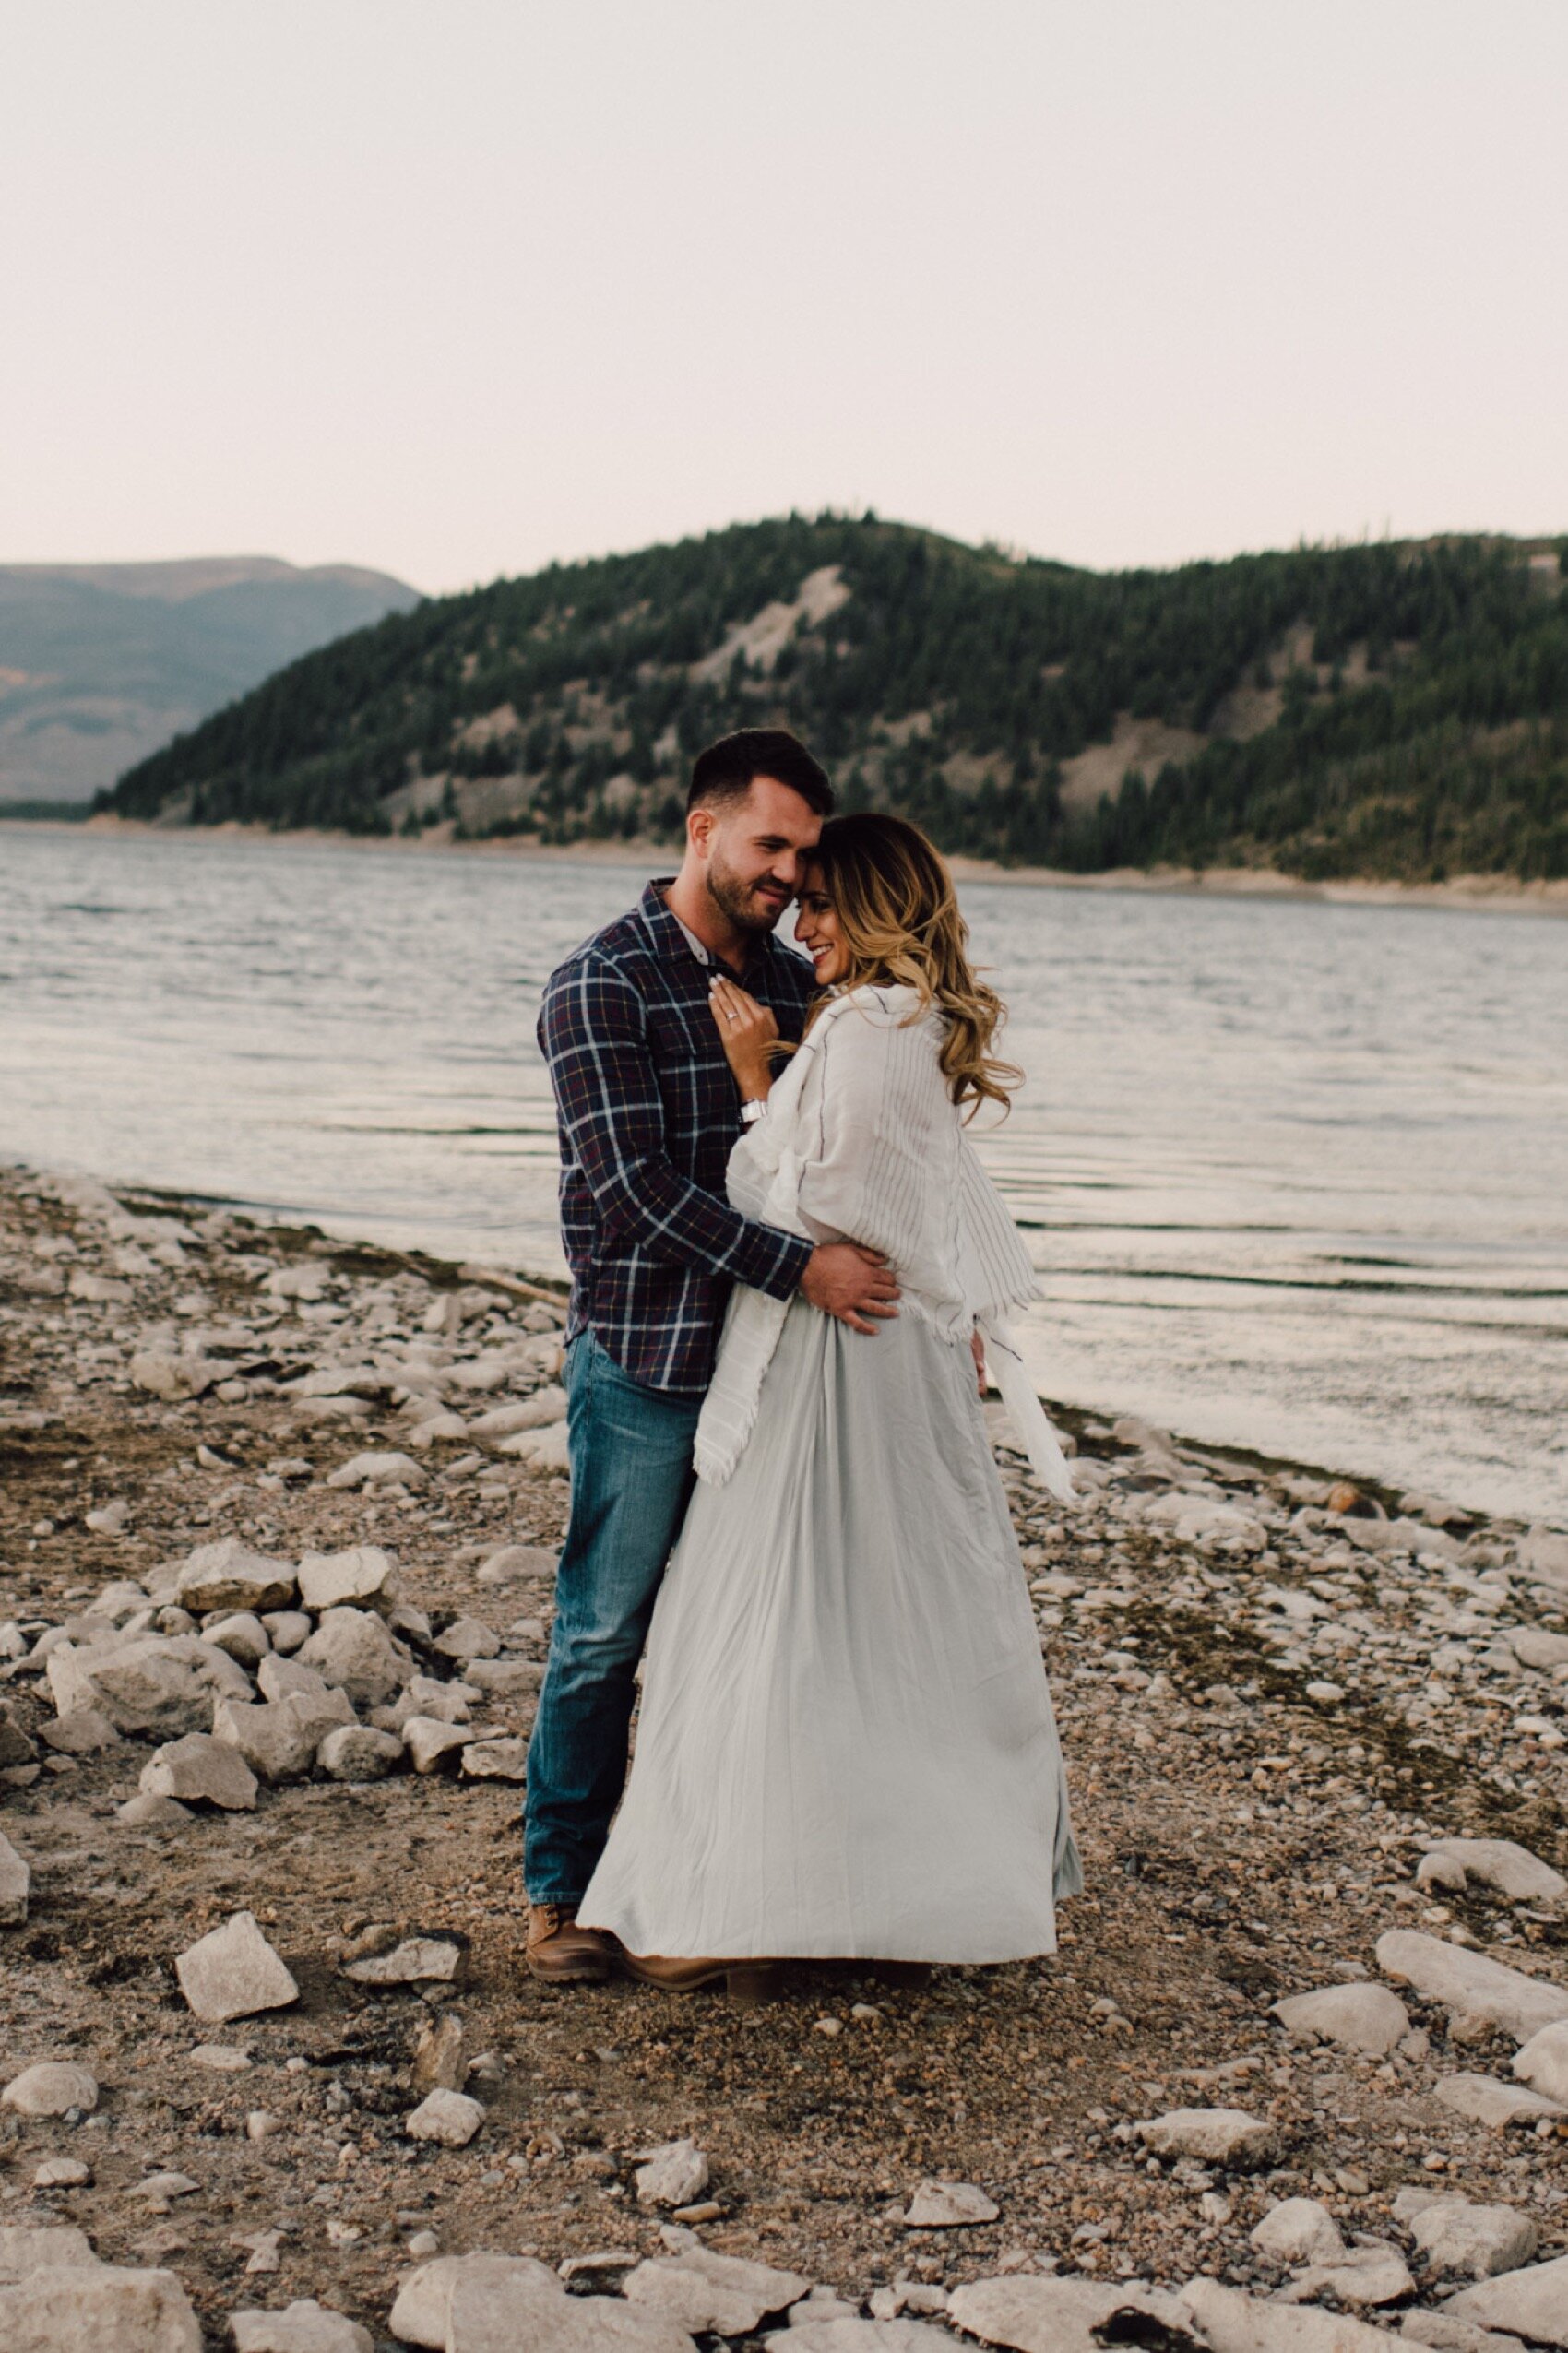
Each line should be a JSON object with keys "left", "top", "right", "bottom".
{"left": 2, "top": 1162, "right": 1565, "bottom": 2349}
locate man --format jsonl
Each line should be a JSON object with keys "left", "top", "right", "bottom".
{"left": 525, "top": 727, "right": 900, "bottom": 1983}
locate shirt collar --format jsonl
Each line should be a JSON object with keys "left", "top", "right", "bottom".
{"left": 640, "top": 878, "right": 780, "bottom": 980}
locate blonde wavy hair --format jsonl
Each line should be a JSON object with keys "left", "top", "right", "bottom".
{"left": 802, "top": 813, "right": 1020, "bottom": 1117}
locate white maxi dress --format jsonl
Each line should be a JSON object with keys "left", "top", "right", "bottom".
{"left": 578, "top": 984, "right": 1082, "bottom": 1963}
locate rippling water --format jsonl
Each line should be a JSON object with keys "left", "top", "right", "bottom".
{"left": 3, "top": 826, "right": 1565, "bottom": 1521}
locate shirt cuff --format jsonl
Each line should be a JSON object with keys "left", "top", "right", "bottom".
{"left": 732, "top": 1222, "right": 814, "bottom": 1302}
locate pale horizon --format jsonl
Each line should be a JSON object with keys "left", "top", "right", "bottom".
{"left": 6, "top": 0, "right": 1567, "bottom": 597}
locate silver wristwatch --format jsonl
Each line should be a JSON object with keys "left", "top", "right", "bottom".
{"left": 740, "top": 1099, "right": 768, "bottom": 1126}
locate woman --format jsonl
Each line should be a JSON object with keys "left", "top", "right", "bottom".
{"left": 577, "top": 814, "right": 1081, "bottom": 1981}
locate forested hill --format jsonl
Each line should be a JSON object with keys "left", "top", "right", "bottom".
{"left": 98, "top": 517, "right": 1568, "bottom": 881}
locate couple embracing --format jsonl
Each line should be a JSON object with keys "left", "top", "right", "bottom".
{"left": 523, "top": 727, "right": 1081, "bottom": 1995}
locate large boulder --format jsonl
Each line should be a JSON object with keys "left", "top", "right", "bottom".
{"left": 46, "top": 1634, "right": 245, "bottom": 1740}
{"left": 946, "top": 2277, "right": 1196, "bottom": 2353}
{"left": 175, "top": 1539, "right": 297, "bottom": 1615}
{"left": 297, "top": 1609, "right": 402, "bottom": 1705}
{"left": 624, "top": 2248, "right": 811, "bottom": 2335}
{"left": 213, "top": 1692, "right": 351, "bottom": 1783}
{"left": 1418, "top": 1837, "right": 1567, "bottom": 1905}
{"left": 1376, "top": 1929, "right": 1568, "bottom": 2043}
{"left": 1444, "top": 2252, "right": 1568, "bottom": 2346}
{"left": 0, "top": 2264, "right": 201, "bottom": 2350}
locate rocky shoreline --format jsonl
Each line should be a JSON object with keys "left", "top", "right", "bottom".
{"left": 2, "top": 1161, "right": 1566, "bottom": 2351}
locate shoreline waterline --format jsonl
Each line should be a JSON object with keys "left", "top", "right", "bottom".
{"left": 6, "top": 813, "right": 1566, "bottom": 920}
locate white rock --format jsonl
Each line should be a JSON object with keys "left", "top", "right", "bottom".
{"left": 295, "top": 1546, "right": 400, "bottom": 1614}
{"left": 1182, "top": 2275, "right": 1406, "bottom": 2353}
{"left": 476, "top": 1544, "right": 558, "bottom": 1585}
{"left": 1520, "top": 1527, "right": 1568, "bottom": 1588}
{"left": 176, "top": 1539, "right": 297, "bottom": 1615}
{"left": 445, "top": 2266, "right": 698, "bottom": 2350}
{"left": 0, "top": 2225, "right": 100, "bottom": 2276}
{"left": 402, "top": 1717, "right": 472, "bottom": 1774}
{"left": 624, "top": 2247, "right": 811, "bottom": 2334}
{"left": 1409, "top": 2195, "right": 1538, "bottom": 2278}
{"left": 190, "top": 2045, "right": 252, "bottom": 2072}
{"left": 469, "top": 1389, "right": 566, "bottom": 1440}
{"left": 388, "top": 2255, "right": 561, "bottom": 2349}
{"left": 1140, "top": 1493, "right": 1266, "bottom": 1550}
{"left": 635, "top": 2138, "right": 709, "bottom": 2208}
{"left": 324, "top": 1451, "right": 425, "bottom": 1491}
{"left": 0, "top": 2264, "right": 202, "bottom": 2350}
{"left": 766, "top": 2327, "right": 950, "bottom": 2351}
{"left": 1376, "top": 1929, "right": 1568, "bottom": 2043}
{"left": 316, "top": 1723, "right": 403, "bottom": 1779}
{"left": 1137, "top": 2108, "right": 1277, "bottom": 2166}
{"left": 1400, "top": 2315, "right": 1524, "bottom": 2353}
{"left": 1251, "top": 2199, "right": 1346, "bottom": 2265}
{"left": 260, "top": 1610, "right": 311, "bottom": 1654}
{"left": 1444, "top": 2252, "right": 1568, "bottom": 2346}
{"left": 40, "top": 1707, "right": 122, "bottom": 1754}
{"left": 406, "top": 1411, "right": 469, "bottom": 1448}
{"left": 405, "top": 2087, "right": 485, "bottom": 2146}
{"left": 140, "top": 1732, "right": 258, "bottom": 1811}
{"left": 33, "top": 2157, "right": 92, "bottom": 2189}
{"left": 1505, "top": 1626, "right": 1568, "bottom": 1671}
{"left": 1433, "top": 2071, "right": 1567, "bottom": 2126}
{"left": 1420, "top": 1837, "right": 1566, "bottom": 1905}
{"left": 297, "top": 1607, "right": 402, "bottom": 1705}
{"left": 176, "top": 1911, "right": 299, "bottom": 2024}
{"left": 1513, "top": 2016, "right": 1568, "bottom": 2103}
{"left": 1273, "top": 1983, "right": 1410, "bottom": 2055}
{"left": 901, "top": 2179, "right": 999, "bottom": 2226}
{"left": 497, "top": 1421, "right": 571, "bottom": 1473}
{"left": 432, "top": 1615, "right": 500, "bottom": 1663}
{"left": 464, "top": 1658, "right": 543, "bottom": 1696}
{"left": 131, "top": 1349, "right": 217, "bottom": 1400}
{"left": 47, "top": 1635, "right": 231, "bottom": 1740}
{"left": 0, "top": 1829, "right": 29, "bottom": 1925}
{"left": 117, "top": 1792, "right": 191, "bottom": 1829}
{"left": 130, "top": 2170, "right": 200, "bottom": 2202}
{"left": 202, "top": 1613, "right": 271, "bottom": 1667}
{"left": 946, "top": 2277, "right": 1197, "bottom": 2353}
{"left": 1287, "top": 2244, "right": 1413, "bottom": 2306}
{"left": 213, "top": 1693, "right": 347, "bottom": 1783}
{"left": 459, "top": 1738, "right": 529, "bottom": 1781}
{"left": 342, "top": 1935, "right": 464, "bottom": 1986}
{"left": 2, "top": 2062, "right": 99, "bottom": 2117}
{"left": 229, "top": 2299, "right": 374, "bottom": 2353}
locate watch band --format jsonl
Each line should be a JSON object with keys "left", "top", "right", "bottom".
{"left": 740, "top": 1099, "right": 768, "bottom": 1126}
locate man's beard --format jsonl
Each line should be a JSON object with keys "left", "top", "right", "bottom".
{"left": 706, "top": 848, "right": 787, "bottom": 936}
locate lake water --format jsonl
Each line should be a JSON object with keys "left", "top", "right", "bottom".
{"left": 3, "top": 825, "right": 1565, "bottom": 1523}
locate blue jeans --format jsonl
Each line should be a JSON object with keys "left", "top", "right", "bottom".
{"left": 524, "top": 1330, "right": 703, "bottom": 1905}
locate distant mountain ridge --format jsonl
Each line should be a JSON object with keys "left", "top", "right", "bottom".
{"left": 0, "top": 556, "right": 420, "bottom": 802}
{"left": 97, "top": 517, "right": 1568, "bottom": 881}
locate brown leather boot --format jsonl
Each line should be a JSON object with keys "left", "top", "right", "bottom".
{"left": 526, "top": 1904, "right": 615, "bottom": 1983}
{"left": 620, "top": 1951, "right": 785, "bottom": 2002}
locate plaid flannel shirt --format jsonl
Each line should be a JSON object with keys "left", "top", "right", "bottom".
{"left": 538, "top": 879, "right": 816, "bottom": 1393}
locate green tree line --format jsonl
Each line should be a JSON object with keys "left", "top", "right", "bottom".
{"left": 99, "top": 517, "right": 1568, "bottom": 881}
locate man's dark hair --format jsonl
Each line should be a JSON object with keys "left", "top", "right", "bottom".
{"left": 687, "top": 728, "right": 834, "bottom": 817}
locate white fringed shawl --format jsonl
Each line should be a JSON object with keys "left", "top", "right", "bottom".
{"left": 694, "top": 983, "right": 1075, "bottom": 1501}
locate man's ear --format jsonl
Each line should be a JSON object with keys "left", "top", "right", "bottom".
{"left": 686, "top": 804, "right": 715, "bottom": 861}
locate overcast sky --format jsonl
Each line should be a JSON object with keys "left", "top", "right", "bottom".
{"left": 6, "top": 1, "right": 1566, "bottom": 595}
